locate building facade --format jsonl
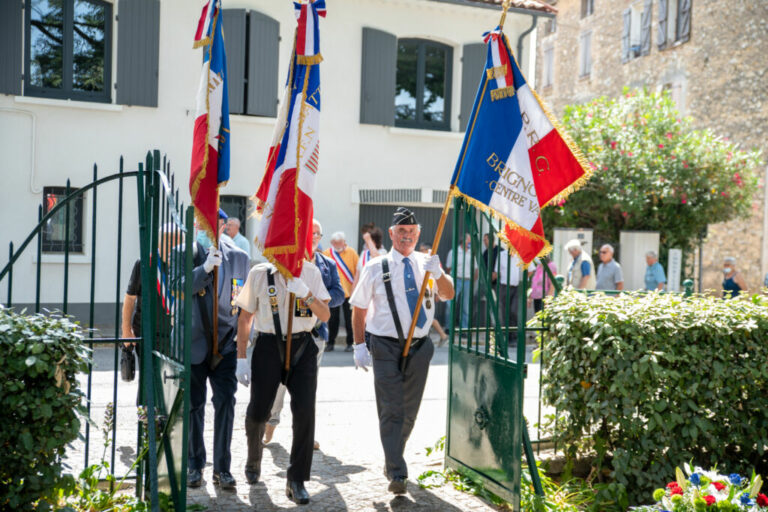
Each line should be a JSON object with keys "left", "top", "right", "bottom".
{"left": 535, "top": 0, "right": 768, "bottom": 291}
{"left": 0, "top": 0, "right": 554, "bottom": 315}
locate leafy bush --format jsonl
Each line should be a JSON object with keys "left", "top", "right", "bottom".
{"left": 0, "top": 306, "right": 90, "bottom": 510}
{"left": 542, "top": 88, "right": 763, "bottom": 264}
{"left": 540, "top": 291, "right": 768, "bottom": 501}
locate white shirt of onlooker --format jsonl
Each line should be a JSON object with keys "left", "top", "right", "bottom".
{"left": 496, "top": 249, "right": 521, "bottom": 287}
{"left": 447, "top": 245, "right": 474, "bottom": 279}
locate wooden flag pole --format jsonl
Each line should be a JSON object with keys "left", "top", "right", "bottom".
{"left": 284, "top": 293, "right": 296, "bottom": 378}
{"left": 210, "top": 227, "right": 223, "bottom": 369}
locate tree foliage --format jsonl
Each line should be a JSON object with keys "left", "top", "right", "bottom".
{"left": 543, "top": 88, "right": 763, "bottom": 257}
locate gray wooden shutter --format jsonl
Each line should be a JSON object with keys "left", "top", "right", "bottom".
{"left": 221, "top": 9, "right": 246, "bottom": 114}
{"left": 678, "top": 0, "right": 691, "bottom": 43}
{"left": 246, "top": 11, "right": 279, "bottom": 117}
{"left": 658, "top": 0, "right": 668, "bottom": 50}
{"left": 0, "top": 0, "right": 22, "bottom": 95}
{"left": 640, "top": 0, "right": 653, "bottom": 56}
{"left": 360, "top": 27, "right": 396, "bottom": 126}
{"left": 459, "top": 43, "right": 486, "bottom": 132}
{"left": 621, "top": 9, "right": 631, "bottom": 63}
{"left": 116, "top": 0, "right": 160, "bottom": 107}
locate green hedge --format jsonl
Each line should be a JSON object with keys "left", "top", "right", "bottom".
{"left": 539, "top": 291, "right": 768, "bottom": 500}
{"left": 0, "top": 306, "right": 90, "bottom": 510}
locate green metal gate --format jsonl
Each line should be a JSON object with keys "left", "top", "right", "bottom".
{"left": 0, "top": 150, "right": 192, "bottom": 511}
{"left": 444, "top": 196, "right": 543, "bottom": 510}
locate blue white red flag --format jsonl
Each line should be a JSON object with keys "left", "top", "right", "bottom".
{"left": 190, "top": 0, "right": 231, "bottom": 243}
{"left": 254, "top": 0, "right": 326, "bottom": 278}
{"left": 450, "top": 27, "right": 591, "bottom": 264}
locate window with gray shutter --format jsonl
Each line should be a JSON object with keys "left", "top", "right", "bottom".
{"left": 640, "top": 0, "right": 653, "bottom": 56}
{"left": 222, "top": 9, "right": 246, "bottom": 115}
{"left": 459, "top": 43, "right": 485, "bottom": 132}
{"left": 621, "top": 9, "right": 631, "bottom": 63}
{"left": 658, "top": 0, "right": 668, "bottom": 50}
{"left": 0, "top": 0, "right": 22, "bottom": 95}
{"left": 677, "top": 0, "right": 691, "bottom": 43}
{"left": 247, "top": 11, "right": 279, "bottom": 117}
{"left": 117, "top": 0, "right": 159, "bottom": 107}
{"left": 360, "top": 27, "right": 396, "bottom": 126}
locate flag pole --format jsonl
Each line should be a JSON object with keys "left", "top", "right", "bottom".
{"left": 210, "top": 223, "right": 223, "bottom": 369}
{"left": 399, "top": 0, "right": 510, "bottom": 371}
{"left": 283, "top": 293, "right": 296, "bottom": 383}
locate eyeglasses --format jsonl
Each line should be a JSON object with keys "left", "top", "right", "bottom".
{"left": 313, "top": 232, "right": 322, "bottom": 238}
{"left": 599, "top": 250, "right": 608, "bottom": 254}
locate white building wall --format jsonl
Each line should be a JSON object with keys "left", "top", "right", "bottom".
{"left": 0, "top": 0, "right": 541, "bottom": 305}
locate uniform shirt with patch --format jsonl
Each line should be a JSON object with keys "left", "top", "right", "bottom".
{"left": 234, "top": 260, "right": 331, "bottom": 334}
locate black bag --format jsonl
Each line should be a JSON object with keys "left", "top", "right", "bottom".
{"left": 120, "top": 344, "right": 136, "bottom": 382}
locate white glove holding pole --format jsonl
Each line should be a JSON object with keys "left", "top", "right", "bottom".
{"left": 353, "top": 343, "right": 371, "bottom": 371}
{"left": 236, "top": 358, "right": 251, "bottom": 387}
{"left": 203, "top": 247, "right": 222, "bottom": 274}
{"left": 287, "top": 277, "right": 310, "bottom": 298}
{"left": 424, "top": 253, "right": 443, "bottom": 279}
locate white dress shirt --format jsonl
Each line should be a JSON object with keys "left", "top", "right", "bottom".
{"left": 350, "top": 249, "right": 452, "bottom": 339}
{"left": 234, "top": 261, "right": 331, "bottom": 334}
{"left": 447, "top": 245, "right": 474, "bottom": 279}
{"left": 496, "top": 249, "right": 521, "bottom": 287}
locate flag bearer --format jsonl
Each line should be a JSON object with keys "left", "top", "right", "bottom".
{"left": 349, "top": 207, "right": 455, "bottom": 494}
{"left": 234, "top": 259, "right": 331, "bottom": 505}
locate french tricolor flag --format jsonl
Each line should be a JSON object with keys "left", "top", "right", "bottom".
{"left": 190, "top": 0, "right": 230, "bottom": 243}
{"left": 254, "top": 0, "right": 325, "bottom": 278}
{"left": 450, "top": 27, "right": 591, "bottom": 265}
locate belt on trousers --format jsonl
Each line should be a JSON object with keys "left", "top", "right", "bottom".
{"left": 371, "top": 334, "right": 429, "bottom": 352}
{"left": 258, "top": 332, "right": 312, "bottom": 370}
{"left": 257, "top": 332, "right": 310, "bottom": 341}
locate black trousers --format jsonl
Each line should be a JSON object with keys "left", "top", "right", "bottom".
{"left": 328, "top": 298, "right": 353, "bottom": 347}
{"left": 247, "top": 332, "right": 318, "bottom": 482}
{"left": 189, "top": 351, "right": 237, "bottom": 473}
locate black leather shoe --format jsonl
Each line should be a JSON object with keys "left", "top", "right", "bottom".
{"left": 344, "top": 345, "right": 354, "bottom": 352}
{"left": 286, "top": 481, "right": 310, "bottom": 505}
{"left": 244, "top": 467, "right": 260, "bottom": 485}
{"left": 324, "top": 345, "right": 334, "bottom": 352}
{"left": 187, "top": 469, "right": 203, "bottom": 488}
{"left": 213, "top": 471, "right": 236, "bottom": 490}
{"left": 388, "top": 476, "right": 407, "bottom": 495}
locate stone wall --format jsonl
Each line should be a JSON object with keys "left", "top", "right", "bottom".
{"left": 535, "top": 0, "right": 768, "bottom": 292}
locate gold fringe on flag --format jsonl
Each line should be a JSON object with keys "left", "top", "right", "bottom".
{"left": 486, "top": 65, "right": 508, "bottom": 80}
{"left": 296, "top": 53, "right": 323, "bottom": 65}
{"left": 192, "top": 37, "right": 211, "bottom": 50}
{"left": 490, "top": 85, "right": 516, "bottom": 102}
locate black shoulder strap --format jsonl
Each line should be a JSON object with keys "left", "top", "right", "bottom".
{"left": 266, "top": 271, "right": 283, "bottom": 340}
{"left": 382, "top": 258, "right": 406, "bottom": 344}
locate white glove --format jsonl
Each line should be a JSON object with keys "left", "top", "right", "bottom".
{"left": 286, "top": 277, "right": 310, "bottom": 298}
{"left": 425, "top": 253, "right": 443, "bottom": 279}
{"left": 203, "top": 247, "right": 222, "bottom": 273}
{"left": 236, "top": 358, "right": 251, "bottom": 387}
{"left": 353, "top": 343, "right": 371, "bottom": 372}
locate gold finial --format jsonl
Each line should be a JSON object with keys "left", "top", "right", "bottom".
{"left": 499, "top": 0, "right": 512, "bottom": 30}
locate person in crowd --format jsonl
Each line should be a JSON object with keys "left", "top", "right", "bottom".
{"left": 482, "top": 233, "right": 499, "bottom": 285}
{"left": 187, "top": 221, "right": 250, "bottom": 491}
{"left": 446, "top": 233, "right": 476, "bottom": 329}
{"left": 528, "top": 258, "right": 557, "bottom": 313}
{"left": 196, "top": 209, "right": 232, "bottom": 250}
{"left": 419, "top": 242, "right": 448, "bottom": 345}
{"left": 595, "top": 244, "right": 624, "bottom": 291}
{"left": 263, "top": 219, "right": 344, "bottom": 450}
{"left": 644, "top": 251, "right": 667, "bottom": 291}
{"left": 357, "top": 224, "right": 388, "bottom": 277}
{"left": 493, "top": 248, "right": 520, "bottom": 333}
{"left": 565, "top": 239, "right": 595, "bottom": 290}
{"left": 722, "top": 256, "right": 747, "bottom": 299}
{"left": 225, "top": 217, "right": 250, "bottom": 257}
{"left": 350, "top": 207, "right": 454, "bottom": 495}
{"left": 324, "top": 231, "right": 359, "bottom": 352}
{"left": 233, "top": 237, "right": 331, "bottom": 505}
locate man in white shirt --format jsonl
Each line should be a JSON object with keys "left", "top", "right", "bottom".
{"left": 233, "top": 259, "right": 331, "bottom": 505}
{"left": 493, "top": 248, "right": 521, "bottom": 335}
{"left": 446, "top": 233, "right": 476, "bottom": 329}
{"left": 349, "top": 207, "right": 455, "bottom": 495}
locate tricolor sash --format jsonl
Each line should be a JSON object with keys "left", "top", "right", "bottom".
{"left": 330, "top": 249, "right": 354, "bottom": 284}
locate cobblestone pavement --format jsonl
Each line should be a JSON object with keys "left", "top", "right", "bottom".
{"left": 75, "top": 338, "right": 548, "bottom": 511}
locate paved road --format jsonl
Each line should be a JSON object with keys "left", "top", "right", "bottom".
{"left": 70, "top": 338, "right": 551, "bottom": 511}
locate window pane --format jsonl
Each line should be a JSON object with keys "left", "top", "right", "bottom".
{"left": 422, "top": 45, "right": 447, "bottom": 123}
{"left": 395, "top": 41, "right": 418, "bottom": 121}
{"left": 43, "top": 187, "right": 83, "bottom": 253}
{"left": 29, "top": 0, "right": 64, "bottom": 89}
{"left": 73, "top": 0, "right": 106, "bottom": 92}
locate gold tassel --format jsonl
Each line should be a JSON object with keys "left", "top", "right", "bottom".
{"left": 296, "top": 53, "right": 324, "bottom": 65}
{"left": 490, "top": 86, "right": 516, "bottom": 101}
{"left": 486, "top": 65, "right": 508, "bottom": 80}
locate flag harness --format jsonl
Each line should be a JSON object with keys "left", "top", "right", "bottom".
{"left": 266, "top": 271, "right": 309, "bottom": 384}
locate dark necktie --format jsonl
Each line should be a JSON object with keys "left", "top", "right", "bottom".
{"left": 403, "top": 257, "right": 426, "bottom": 328}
